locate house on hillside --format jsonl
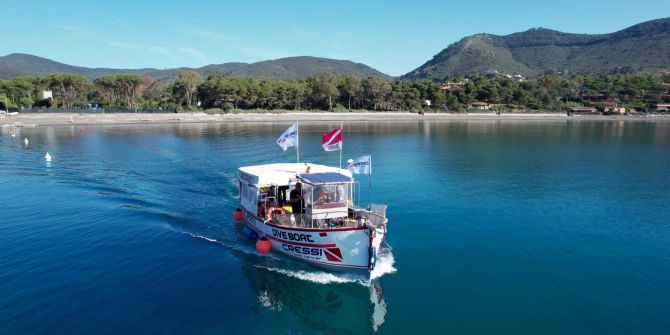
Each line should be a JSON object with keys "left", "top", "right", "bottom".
{"left": 654, "top": 103, "right": 670, "bottom": 113}
{"left": 470, "top": 102, "right": 489, "bottom": 110}
{"left": 586, "top": 100, "right": 618, "bottom": 113}
{"left": 441, "top": 81, "right": 466, "bottom": 90}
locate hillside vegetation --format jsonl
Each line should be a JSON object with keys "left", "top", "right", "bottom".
{"left": 404, "top": 18, "right": 670, "bottom": 80}
{"left": 0, "top": 54, "right": 390, "bottom": 81}
{"left": 2, "top": 70, "right": 669, "bottom": 114}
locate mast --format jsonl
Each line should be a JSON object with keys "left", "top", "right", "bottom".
{"left": 368, "top": 155, "right": 372, "bottom": 205}
{"left": 339, "top": 122, "right": 343, "bottom": 173}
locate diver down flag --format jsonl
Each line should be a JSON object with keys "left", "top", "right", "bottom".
{"left": 276, "top": 123, "right": 298, "bottom": 151}
{"left": 324, "top": 248, "right": 343, "bottom": 262}
{"left": 347, "top": 155, "right": 371, "bottom": 174}
{"left": 321, "top": 127, "right": 342, "bottom": 151}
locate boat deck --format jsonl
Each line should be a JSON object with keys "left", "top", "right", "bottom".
{"left": 261, "top": 205, "right": 386, "bottom": 231}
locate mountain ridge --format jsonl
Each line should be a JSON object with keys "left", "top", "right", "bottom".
{"left": 403, "top": 17, "right": 670, "bottom": 80}
{"left": 3, "top": 18, "right": 670, "bottom": 82}
{"left": 0, "top": 53, "right": 391, "bottom": 81}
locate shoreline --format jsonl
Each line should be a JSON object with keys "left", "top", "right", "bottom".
{"left": 2, "top": 112, "right": 669, "bottom": 126}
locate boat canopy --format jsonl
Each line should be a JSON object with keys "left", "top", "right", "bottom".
{"left": 238, "top": 163, "right": 352, "bottom": 187}
{"left": 299, "top": 172, "right": 352, "bottom": 185}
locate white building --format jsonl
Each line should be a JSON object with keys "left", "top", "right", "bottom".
{"left": 40, "top": 90, "right": 53, "bottom": 100}
{"left": 470, "top": 102, "right": 489, "bottom": 110}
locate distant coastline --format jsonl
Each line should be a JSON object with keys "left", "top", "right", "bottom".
{"left": 2, "top": 112, "right": 669, "bottom": 127}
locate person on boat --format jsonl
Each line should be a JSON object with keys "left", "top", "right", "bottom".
{"left": 289, "top": 182, "right": 304, "bottom": 214}
{"left": 316, "top": 187, "right": 330, "bottom": 204}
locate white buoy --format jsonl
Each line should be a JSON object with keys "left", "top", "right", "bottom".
{"left": 24, "top": 138, "right": 29, "bottom": 146}
{"left": 10, "top": 132, "right": 16, "bottom": 138}
{"left": 45, "top": 152, "right": 52, "bottom": 162}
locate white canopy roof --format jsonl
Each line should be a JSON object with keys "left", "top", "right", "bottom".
{"left": 238, "top": 163, "right": 352, "bottom": 187}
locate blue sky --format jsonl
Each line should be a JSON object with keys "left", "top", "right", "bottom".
{"left": 2, "top": 0, "right": 668, "bottom": 76}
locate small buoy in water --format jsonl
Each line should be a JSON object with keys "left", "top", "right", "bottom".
{"left": 233, "top": 208, "right": 244, "bottom": 222}
{"left": 45, "top": 152, "right": 52, "bottom": 162}
{"left": 24, "top": 138, "right": 29, "bottom": 146}
{"left": 256, "top": 237, "right": 271, "bottom": 254}
{"left": 80, "top": 127, "right": 85, "bottom": 133}
{"left": 10, "top": 131, "right": 15, "bottom": 138}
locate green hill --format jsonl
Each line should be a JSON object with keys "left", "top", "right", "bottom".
{"left": 0, "top": 54, "right": 390, "bottom": 81}
{"left": 403, "top": 17, "right": 670, "bottom": 80}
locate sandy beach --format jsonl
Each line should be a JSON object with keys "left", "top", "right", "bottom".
{"left": 1, "top": 112, "right": 669, "bottom": 127}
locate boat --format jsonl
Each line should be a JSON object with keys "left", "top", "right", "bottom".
{"left": 235, "top": 162, "right": 388, "bottom": 275}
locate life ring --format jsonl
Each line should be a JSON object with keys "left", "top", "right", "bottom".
{"left": 265, "top": 206, "right": 286, "bottom": 221}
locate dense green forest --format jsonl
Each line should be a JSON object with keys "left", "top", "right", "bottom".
{"left": 404, "top": 18, "right": 670, "bottom": 80}
{"left": 1, "top": 71, "right": 669, "bottom": 113}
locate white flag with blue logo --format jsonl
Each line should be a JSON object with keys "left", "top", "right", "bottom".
{"left": 347, "top": 155, "right": 371, "bottom": 174}
{"left": 276, "top": 123, "right": 298, "bottom": 151}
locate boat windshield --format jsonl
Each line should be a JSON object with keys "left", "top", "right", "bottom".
{"left": 310, "top": 184, "right": 346, "bottom": 207}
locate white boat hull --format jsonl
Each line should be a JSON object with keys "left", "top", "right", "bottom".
{"left": 242, "top": 208, "right": 385, "bottom": 274}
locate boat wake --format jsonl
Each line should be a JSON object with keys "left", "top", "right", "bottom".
{"left": 255, "top": 265, "right": 365, "bottom": 285}
{"left": 255, "top": 245, "right": 396, "bottom": 286}
{"left": 370, "top": 246, "right": 397, "bottom": 280}
{"left": 183, "top": 231, "right": 278, "bottom": 260}
{"left": 181, "top": 228, "right": 396, "bottom": 286}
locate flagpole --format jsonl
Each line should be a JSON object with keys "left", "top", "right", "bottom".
{"left": 357, "top": 182, "right": 361, "bottom": 208}
{"left": 339, "top": 122, "right": 343, "bottom": 173}
{"left": 296, "top": 121, "right": 300, "bottom": 165}
{"left": 368, "top": 155, "right": 372, "bottom": 206}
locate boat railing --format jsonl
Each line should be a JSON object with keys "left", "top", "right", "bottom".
{"left": 351, "top": 204, "right": 387, "bottom": 228}
{"left": 265, "top": 208, "right": 370, "bottom": 230}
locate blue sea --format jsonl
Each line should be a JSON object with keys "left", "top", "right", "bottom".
{"left": 1, "top": 120, "right": 669, "bottom": 334}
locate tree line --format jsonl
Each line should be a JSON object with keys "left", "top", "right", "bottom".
{"left": 1, "top": 71, "right": 669, "bottom": 112}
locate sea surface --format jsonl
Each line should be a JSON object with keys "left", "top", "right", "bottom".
{"left": 1, "top": 120, "right": 669, "bottom": 334}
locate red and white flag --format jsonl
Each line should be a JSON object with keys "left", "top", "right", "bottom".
{"left": 321, "top": 127, "right": 342, "bottom": 151}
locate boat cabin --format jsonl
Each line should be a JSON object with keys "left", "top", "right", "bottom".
{"left": 238, "top": 163, "right": 374, "bottom": 229}
{"left": 300, "top": 172, "right": 352, "bottom": 223}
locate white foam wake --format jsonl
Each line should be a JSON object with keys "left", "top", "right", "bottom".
{"left": 193, "top": 234, "right": 218, "bottom": 243}
{"left": 185, "top": 232, "right": 279, "bottom": 259}
{"left": 186, "top": 230, "right": 397, "bottom": 285}
{"left": 256, "top": 246, "right": 396, "bottom": 286}
{"left": 255, "top": 265, "right": 365, "bottom": 285}
{"left": 370, "top": 247, "right": 397, "bottom": 280}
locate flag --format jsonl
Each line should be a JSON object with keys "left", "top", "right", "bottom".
{"left": 276, "top": 123, "right": 298, "bottom": 151}
{"left": 347, "top": 155, "right": 371, "bottom": 174}
{"left": 321, "top": 127, "right": 342, "bottom": 151}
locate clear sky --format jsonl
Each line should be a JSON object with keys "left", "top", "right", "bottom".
{"left": 1, "top": 0, "right": 668, "bottom": 76}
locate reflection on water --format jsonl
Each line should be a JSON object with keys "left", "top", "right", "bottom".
{"left": 240, "top": 260, "right": 388, "bottom": 333}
